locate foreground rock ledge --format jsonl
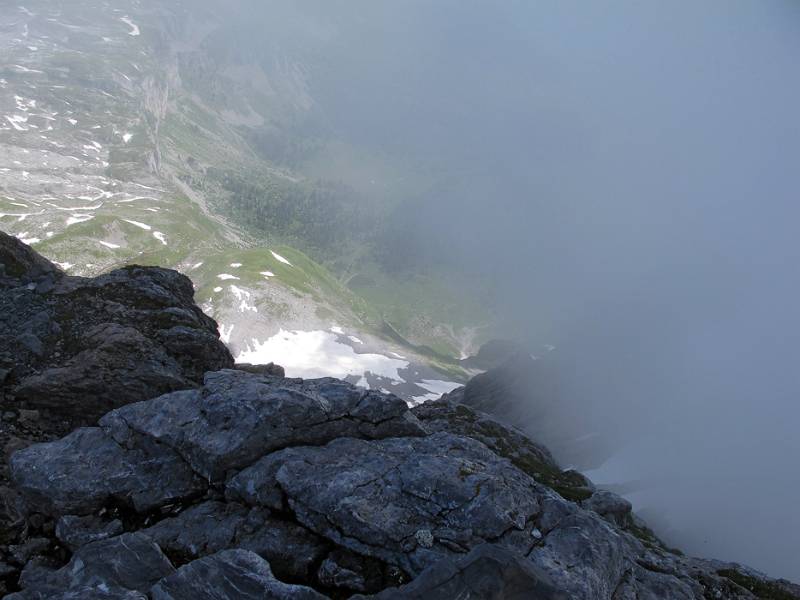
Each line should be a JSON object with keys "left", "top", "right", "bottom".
{"left": 2, "top": 234, "right": 799, "bottom": 599}
{"left": 5, "top": 369, "right": 799, "bottom": 599}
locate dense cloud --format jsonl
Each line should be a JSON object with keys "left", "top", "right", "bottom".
{"left": 201, "top": 0, "right": 800, "bottom": 579}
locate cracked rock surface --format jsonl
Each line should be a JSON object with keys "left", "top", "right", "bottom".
{"left": 7, "top": 368, "right": 800, "bottom": 599}
{"left": 3, "top": 236, "right": 800, "bottom": 599}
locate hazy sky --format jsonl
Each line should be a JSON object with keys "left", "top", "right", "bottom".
{"left": 215, "top": 0, "right": 800, "bottom": 578}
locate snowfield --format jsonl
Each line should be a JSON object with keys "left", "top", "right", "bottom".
{"left": 236, "top": 329, "right": 409, "bottom": 382}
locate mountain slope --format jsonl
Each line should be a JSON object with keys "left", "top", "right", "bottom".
{"left": 0, "top": 0, "right": 482, "bottom": 397}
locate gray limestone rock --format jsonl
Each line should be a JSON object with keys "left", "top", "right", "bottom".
{"left": 10, "top": 427, "right": 205, "bottom": 516}
{"left": 100, "top": 370, "right": 426, "bottom": 482}
{"left": 149, "top": 549, "right": 326, "bottom": 600}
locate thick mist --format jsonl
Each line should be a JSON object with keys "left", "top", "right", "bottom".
{"left": 211, "top": 0, "right": 800, "bottom": 578}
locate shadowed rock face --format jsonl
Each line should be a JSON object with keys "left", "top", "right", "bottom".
{"left": 0, "top": 229, "right": 234, "bottom": 498}
{"left": 0, "top": 231, "right": 233, "bottom": 427}
{"left": 3, "top": 237, "right": 800, "bottom": 599}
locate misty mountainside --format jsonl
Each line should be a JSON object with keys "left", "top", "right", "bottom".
{"left": 0, "top": 0, "right": 487, "bottom": 400}
{"left": 4, "top": 0, "right": 800, "bottom": 589}
{"left": 2, "top": 231, "right": 800, "bottom": 600}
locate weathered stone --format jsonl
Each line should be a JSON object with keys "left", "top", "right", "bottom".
{"left": 8, "top": 586, "right": 147, "bottom": 600}
{"left": 142, "top": 500, "right": 328, "bottom": 582}
{"left": 611, "top": 563, "right": 698, "bottom": 600}
{"left": 527, "top": 511, "right": 637, "bottom": 599}
{"left": 581, "top": 489, "right": 633, "bottom": 527}
{"left": 11, "top": 587, "right": 148, "bottom": 600}
{"left": 10, "top": 427, "right": 205, "bottom": 516}
{"left": 412, "top": 399, "right": 595, "bottom": 503}
{"left": 1, "top": 231, "right": 233, "bottom": 430}
{"left": 0, "top": 485, "right": 28, "bottom": 543}
{"left": 236, "top": 516, "right": 329, "bottom": 582}
{"left": 0, "top": 232, "right": 60, "bottom": 284}
{"left": 319, "top": 556, "right": 367, "bottom": 592}
{"left": 17, "top": 556, "right": 60, "bottom": 589}
{"left": 15, "top": 324, "right": 192, "bottom": 418}
{"left": 56, "top": 514, "right": 125, "bottom": 551}
{"left": 236, "top": 362, "right": 286, "bottom": 378}
{"left": 10, "top": 533, "right": 174, "bottom": 599}
{"left": 8, "top": 537, "right": 50, "bottom": 565}
{"left": 149, "top": 549, "right": 326, "bottom": 600}
{"left": 356, "top": 544, "right": 567, "bottom": 600}
{"left": 317, "top": 549, "right": 391, "bottom": 594}
{"left": 231, "top": 432, "right": 546, "bottom": 576}
{"left": 101, "top": 370, "right": 426, "bottom": 482}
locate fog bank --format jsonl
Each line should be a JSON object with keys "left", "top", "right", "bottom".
{"left": 207, "top": 0, "right": 800, "bottom": 578}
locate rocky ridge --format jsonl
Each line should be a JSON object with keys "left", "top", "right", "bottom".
{"left": 1, "top": 232, "right": 799, "bottom": 599}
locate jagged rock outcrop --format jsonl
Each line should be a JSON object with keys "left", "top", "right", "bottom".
{"left": 0, "top": 230, "right": 233, "bottom": 495}
{"left": 0, "top": 231, "right": 233, "bottom": 426}
{"left": 2, "top": 236, "right": 800, "bottom": 599}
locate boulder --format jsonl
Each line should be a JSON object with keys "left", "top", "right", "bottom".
{"left": 357, "top": 544, "right": 568, "bottom": 600}
{"left": 149, "top": 549, "right": 326, "bottom": 600}
{"left": 229, "top": 432, "right": 549, "bottom": 576}
{"left": 0, "top": 231, "right": 233, "bottom": 429}
{"left": 7, "top": 532, "right": 174, "bottom": 599}
{"left": 10, "top": 427, "right": 205, "bottom": 516}
{"left": 100, "top": 370, "right": 426, "bottom": 482}
{"left": 142, "top": 500, "right": 327, "bottom": 581}
{"left": 55, "top": 514, "right": 125, "bottom": 551}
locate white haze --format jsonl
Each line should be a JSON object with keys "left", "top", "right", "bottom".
{"left": 206, "top": 0, "right": 800, "bottom": 579}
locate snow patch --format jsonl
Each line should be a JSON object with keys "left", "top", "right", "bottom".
{"left": 418, "top": 379, "right": 462, "bottom": 397}
{"left": 217, "top": 274, "right": 240, "bottom": 281}
{"left": 236, "top": 329, "right": 410, "bottom": 382}
{"left": 123, "top": 219, "right": 151, "bottom": 230}
{"left": 153, "top": 231, "right": 167, "bottom": 245}
{"left": 230, "top": 285, "right": 258, "bottom": 313}
{"left": 120, "top": 16, "right": 140, "bottom": 36}
{"left": 5, "top": 115, "right": 28, "bottom": 131}
{"left": 66, "top": 214, "right": 94, "bottom": 226}
{"left": 270, "top": 251, "right": 292, "bottom": 266}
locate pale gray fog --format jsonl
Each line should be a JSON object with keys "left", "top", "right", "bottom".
{"left": 219, "top": 0, "right": 800, "bottom": 578}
